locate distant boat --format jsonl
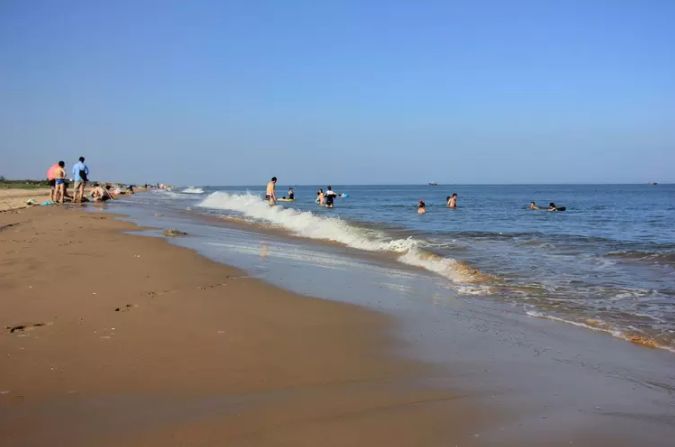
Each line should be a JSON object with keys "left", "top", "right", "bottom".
{"left": 428, "top": 182, "right": 438, "bottom": 186}
{"left": 651, "top": 182, "right": 658, "bottom": 185}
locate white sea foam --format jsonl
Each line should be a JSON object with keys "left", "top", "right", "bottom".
{"left": 198, "top": 192, "right": 488, "bottom": 288}
{"left": 181, "top": 187, "right": 205, "bottom": 194}
{"left": 525, "top": 311, "right": 675, "bottom": 353}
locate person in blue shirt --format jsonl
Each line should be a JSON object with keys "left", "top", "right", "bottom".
{"left": 71, "top": 156, "right": 89, "bottom": 203}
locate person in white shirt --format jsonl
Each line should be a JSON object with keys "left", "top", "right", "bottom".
{"left": 324, "top": 186, "right": 337, "bottom": 208}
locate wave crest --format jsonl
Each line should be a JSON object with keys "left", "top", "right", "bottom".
{"left": 198, "top": 192, "right": 488, "bottom": 290}
{"left": 181, "top": 187, "right": 205, "bottom": 194}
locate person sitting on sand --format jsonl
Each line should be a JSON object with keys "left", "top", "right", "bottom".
{"left": 265, "top": 177, "right": 277, "bottom": 205}
{"left": 54, "top": 161, "right": 66, "bottom": 204}
{"left": 447, "top": 193, "right": 457, "bottom": 209}
{"left": 325, "top": 186, "right": 337, "bottom": 208}
{"left": 418, "top": 200, "right": 426, "bottom": 214}
{"left": 90, "top": 183, "right": 112, "bottom": 202}
{"left": 105, "top": 184, "right": 119, "bottom": 199}
{"left": 529, "top": 201, "right": 539, "bottom": 210}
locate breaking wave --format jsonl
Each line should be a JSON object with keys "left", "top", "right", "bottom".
{"left": 181, "top": 187, "right": 205, "bottom": 194}
{"left": 198, "top": 192, "right": 490, "bottom": 290}
{"left": 606, "top": 250, "right": 675, "bottom": 267}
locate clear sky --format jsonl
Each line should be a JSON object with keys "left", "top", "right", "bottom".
{"left": 1, "top": 0, "right": 674, "bottom": 185}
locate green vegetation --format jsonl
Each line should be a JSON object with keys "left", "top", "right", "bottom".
{"left": 0, "top": 178, "right": 50, "bottom": 189}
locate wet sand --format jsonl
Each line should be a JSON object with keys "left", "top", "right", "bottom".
{"left": 0, "top": 206, "right": 493, "bottom": 446}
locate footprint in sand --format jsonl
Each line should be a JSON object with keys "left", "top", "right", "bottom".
{"left": 6, "top": 322, "right": 50, "bottom": 334}
{"left": 114, "top": 304, "right": 137, "bottom": 312}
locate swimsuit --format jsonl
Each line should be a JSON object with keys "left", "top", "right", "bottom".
{"left": 325, "top": 194, "right": 335, "bottom": 205}
{"left": 55, "top": 178, "right": 65, "bottom": 185}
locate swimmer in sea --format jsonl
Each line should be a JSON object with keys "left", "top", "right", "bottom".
{"left": 529, "top": 201, "right": 539, "bottom": 210}
{"left": 418, "top": 200, "right": 426, "bottom": 214}
{"left": 287, "top": 187, "right": 294, "bottom": 200}
{"left": 447, "top": 193, "right": 457, "bottom": 209}
{"left": 316, "top": 188, "right": 325, "bottom": 206}
{"left": 265, "top": 176, "right": 277, "bottom": 205}
{"left": 324, "top": 186, "right": 337, "bottom": 208}
{"left": 548, "top": 202, "right": 559, "bottom": 211}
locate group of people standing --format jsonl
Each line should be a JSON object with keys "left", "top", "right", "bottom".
{"left": 265, "top": 177, "right": 339, "bottom": 208}
{"left": 417, "top": 193, "right": 459, "bottom": 214}
{"left": 45, "top": 156, "right": 120, "bottom": 204}
{"left": 315, "top": 186, "right": 338, "bottom": 208}
{"left": 47, "top": 156, "right": 89, "bottom": 203}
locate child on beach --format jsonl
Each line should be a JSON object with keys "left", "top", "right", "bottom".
{"left": 54, "top": 161, "right": 66, "bottom": 203}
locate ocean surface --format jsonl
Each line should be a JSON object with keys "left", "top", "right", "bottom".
{"left": 117, "top": 184, "right": 675, "bottom": 353}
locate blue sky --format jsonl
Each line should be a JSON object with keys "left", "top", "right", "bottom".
{"left": 1, "top": 0, "right": 674, "bottom": 185}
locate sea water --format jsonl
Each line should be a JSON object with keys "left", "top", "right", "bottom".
{"left": 115, "top": 184, "right": 675, "bottom": 352}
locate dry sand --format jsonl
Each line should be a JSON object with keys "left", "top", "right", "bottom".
{"left": 0, "top": 189, "right": 51, "bottom": 212}
{"left": 0, "top": 206, "right": 498, "bottom": 446}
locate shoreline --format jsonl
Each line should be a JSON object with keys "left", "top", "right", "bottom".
{"left": 0, "top": 206, "right": 495, "bottom": 446}
{"left": 161, "top": 190, "right": 675, "bottom": 353}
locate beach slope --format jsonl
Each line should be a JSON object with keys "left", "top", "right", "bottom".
{"left": 0, "top": 207, "right": 491, "bottom": 446}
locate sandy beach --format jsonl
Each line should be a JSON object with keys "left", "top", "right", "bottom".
{"left": 3, "top": 0, "right": 674, "bottom": 444}
{"left": 0, "top": 205, "right": 495, "bottom": 446}
{"left": 1, "top": 196, "right": 674, "bottom": 446}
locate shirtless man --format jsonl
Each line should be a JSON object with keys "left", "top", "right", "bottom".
{"left": 447, "top": 193, "right": 458, "bottom": 208}
{"left": 265, "top": 177, "right": 277, "bottom": 205}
